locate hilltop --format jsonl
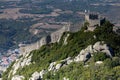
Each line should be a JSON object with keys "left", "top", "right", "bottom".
{"left": 0, "top": 0, "right": 120, "bottom": 52}
{"left": 2, "top": 20, "right": 120, "bottom": 80}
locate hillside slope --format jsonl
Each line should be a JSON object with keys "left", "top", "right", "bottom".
{"left": 2, "top": 21, "right": 120, "bottom": 80}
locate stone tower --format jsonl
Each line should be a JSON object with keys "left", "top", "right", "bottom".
{"left": 85, "top": 12, "right": 105, "bottom": 31}
{"left": 85, "top": 12, "right": 101, "bottom": 26}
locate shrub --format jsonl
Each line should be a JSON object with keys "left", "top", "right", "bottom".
{"left": 93, "top": 52, "right": 108, "bottom": 62}
{"left": 112, "top": 57, "right": 120, "bottom": 67}
{"left": 104, "top": 57, "right": 120, "bottom": 68}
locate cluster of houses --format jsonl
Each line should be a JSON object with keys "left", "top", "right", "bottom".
{"left": 0, "top": 49, "right": 20, "bottom": 72}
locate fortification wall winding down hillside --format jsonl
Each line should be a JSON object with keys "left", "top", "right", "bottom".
{"left": 19, "top": 24, "right": 72, "bottom": 55}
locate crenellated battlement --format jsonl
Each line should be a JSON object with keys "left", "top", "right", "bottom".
{"left": 85, "top": 12, "right": 101, "bottom": 26}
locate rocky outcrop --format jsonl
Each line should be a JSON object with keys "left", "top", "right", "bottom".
{"left": 29, "top": 57, "right": 73, "bottom": 80}
{"left": 40, "top": 70, "right": 47, "bottom": 79}
{"left": 63, "top": 77, "right": 69, "bottom": 80}
{"left": 74, "top": 41, "right": 113, "bottom": 62}
{"left": 29, "top": 70, "right": 47, "bottom": 80}
{"left": 28, "top": 41, "right": 113, "bottom": 80}
{"left": 74, "top": 52, "right": 91, "bottom": 62}
{"left": 29, "top": 72, "right": 41, "bottom": 80}
{"left": 55, "top": 63, "right": 62, "bottom": 70}
{"left": 93, "top": 41, "right": 113, "bottom": 57}
{"left": 11, "top": 75, "right": 24, "bottom": 80}
{"left": 12, "top": 54, "right": 32, "bottom": 75}
{"left": 95, "top": 61, "right": 103, "bottom": 65}
{"left": 48, "top": 57, "right": 73, "bottom": 72}
{"left": 8, "top": 52, "right": 32, "bottom": 79}
{"left": 74, "top": 45, "right": 93, "bottom": 62}
{"left": 63, "top": 34, "right": 70, "bottom": 45}
{"left": 48, "top": 62, "right": 56, "bottom": 71}
{"left": 10, "top": 41, "right": 113, "bottom": 80}
{"left": 66, "top": 57, "right": 73, "bottom": 65}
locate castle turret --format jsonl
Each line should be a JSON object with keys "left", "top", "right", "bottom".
{"left": 85, "top": 12, "right": 105, "bottom": 31}
{"left": 85, "top": 12, "right": 101, "bottom": 26}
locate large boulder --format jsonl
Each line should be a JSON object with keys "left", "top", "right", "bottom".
{"left": 61, "top": 57, "right": 73, "bottom": 65}
{"left": 39, "top": 70, "right": 47, "bottom": 79}
{"left": 74, "top": 41, "right": 113, "bottom": 62}
{"left": 29, "top": 72, "right": 40, "bottom": 80}
{"left": 29, "top": 70, "right": 47, "bottom": 80}
{"left": 55, "top": 63, "right": 62, "bottom": 70}
{"left": 63, "top": 34, "right": 70, "bottom": 45}
{"left": 63, "top": 77, "right": 69, "bottom": 80}
{"left": 12, "top": 75, "right": 24, "bottom": 80}
{"left": 66, "top": 58, "right": 73, "bottom": 65}
{"left": 48, "top": 57, "right": 73, "bottom": 72}
{"left": 85, "top": 45, "right": 94, "bottom": 53}
{"left": 102, "top": 49, "right": 112, "bottom": 57}
{"left": 93, "top": 41, "right": 107, "bottom": 51}
{"left": 74, "top": 52, "right": 91, "bottom": 62}
{"left": 20, "top": 57, "right": 31, "bottom": 67}
{"left": 48, "top": 62, "right": 56, "bottom": 71}
{"left": 10, "top": 53, "right": 32, "bottom": 76}
{"left": 93, "top": 41, "right": 113, "bottom": 57}
{"left": 95, "top": 61, "right": 103, "bottom": 65}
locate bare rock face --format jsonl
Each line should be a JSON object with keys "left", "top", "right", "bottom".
{"left": 84, "top": 45, "right": 94, "bottom": 53}
{"left": 63, "top": 77, "right": 69, "bottom": 80}
{"left": 63, "top": 34, "right": 70, "bottom": 45}
{"left": 11, "top": 54, "right": 32, "bottom": 76}
{"left": 61, "top": 57, "right": 73, "bottom": 65}
{"left": 29, "top": 57, "right": 73, "bottom": 80}
{"left": 93, "top": 41, "right": 107, "bottom": 51}
{"left": 29, "top": 72, "right": 41, "bottom": 80}
{"left": 74, "top": 45, "right": 93, "bottom": 62}
{"left": 29, "top": 70, "right": 47, "bottom": 80}
{"left": 39, "top": 70, "right": 47, "bottom": 79}
{"left": 12, "top": 75, "right": 24, "bottom": 80}
{"left": 93, "top": 41, "right": 113, "bottom": 57}
{"left": 74, "top": 41, "right": 113, "bottom": 62}
{"left": 55, "top": 63, "right": 62, "bottom": 70}
{"left": 74, "top": 52, "right": 91, "bottom": 62}
{"left": 28, "top": 41, "right": 113, "bottom": 80}
{"left": 8, "top": 52, "right": 32, "bottom": 79}
{"left": 10, "top": 40, "right": 113, "bottom": 80}
{"left": 48, "top": 62, "right": 56, "bottom": 71}
{"left": 48, "top": 57, "right": 73, "bottom": 72}
{"left": 66, "top": 57, "right": 73, "bottom": 65}
{"left": 27, "top": 41, "right": 113, "bottom": 80}
{"left": 95, "top": 61, "right": 103, "bottom": 65}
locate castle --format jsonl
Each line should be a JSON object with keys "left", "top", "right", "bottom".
{"left": 85, "top": 12, "right": 105, "bottom": 31}
{"left": 19, "top": 12, "right": 104, "bottom": 54}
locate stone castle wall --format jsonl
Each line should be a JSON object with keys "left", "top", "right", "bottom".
{"left": 19, "top": 24, "right": 71, "bottom": 54}
{"left": 88, "top": 19, "right": 100, "bottom": 26}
